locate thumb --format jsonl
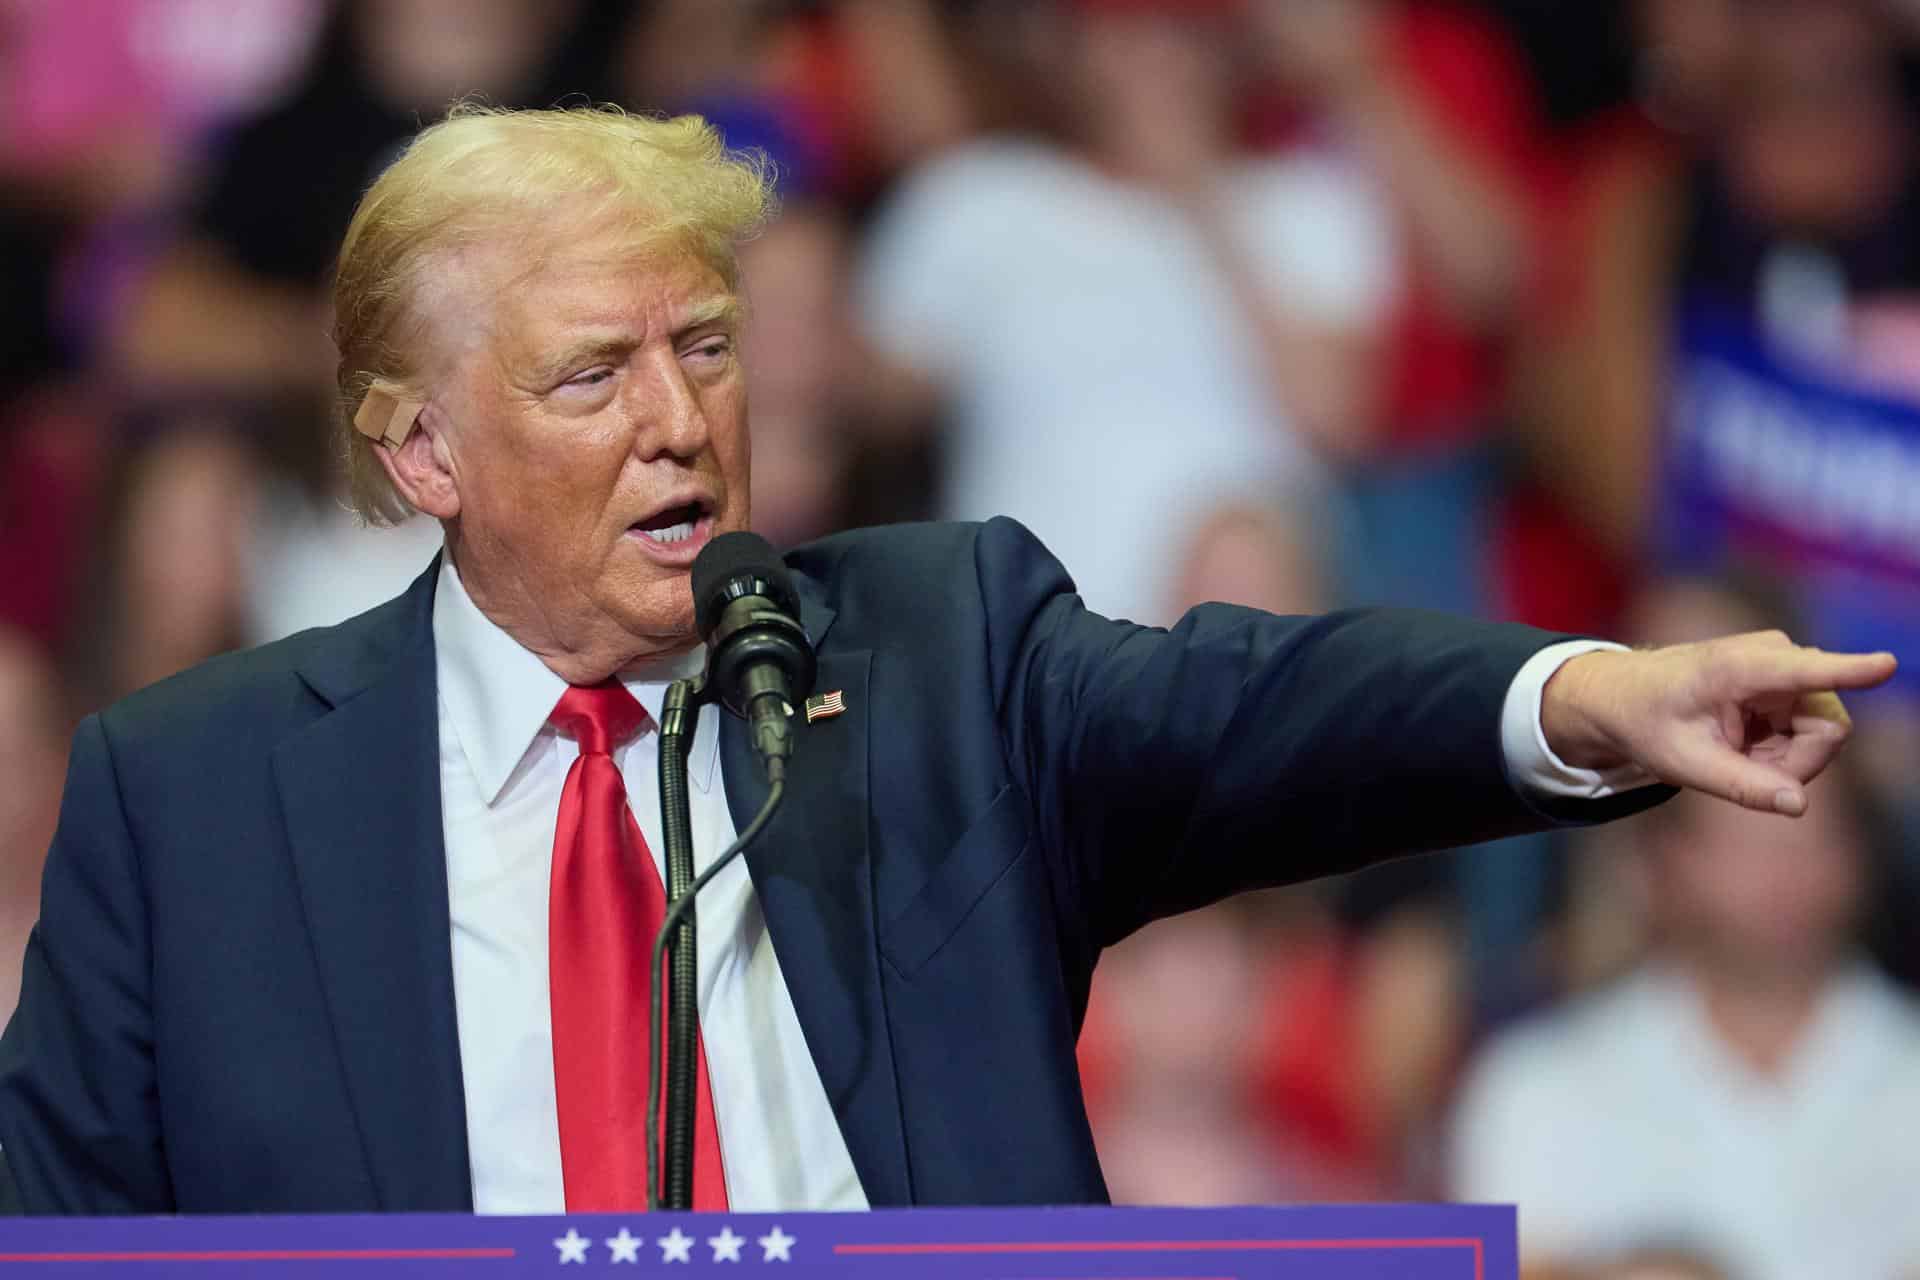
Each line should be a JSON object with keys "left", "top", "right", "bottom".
{"left": 1681, "top": 745, "right": 1809, "bottom": 816}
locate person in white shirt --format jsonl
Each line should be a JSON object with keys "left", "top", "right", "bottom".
{"left": 856, "top": 0, "right": 1397, "bottom": 627}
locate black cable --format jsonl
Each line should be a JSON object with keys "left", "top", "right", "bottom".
{"left": 645, "top": 774, "right": 786, "bottom": 1212}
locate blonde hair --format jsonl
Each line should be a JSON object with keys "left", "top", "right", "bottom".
{"left": 331, "top": 103, "right": 776, "bottom": 524}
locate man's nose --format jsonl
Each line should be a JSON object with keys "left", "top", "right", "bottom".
{"left": 629, "top": 348, "right": 712, "bottom": 460}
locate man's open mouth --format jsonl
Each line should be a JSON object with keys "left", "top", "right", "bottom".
{"left": 630, "top": 500, "right": 711, "bottom": 546}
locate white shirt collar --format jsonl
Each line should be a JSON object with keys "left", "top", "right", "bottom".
{"left": 1636, "top": 959, "right": 1907, "bottom": 1098}
{"left": 432, "top": 555, "right": 721, "bottom": 805}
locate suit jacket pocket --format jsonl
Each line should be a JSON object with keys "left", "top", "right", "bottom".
{"left": 881, "top": 784, "right": 1032, "bottom": 978}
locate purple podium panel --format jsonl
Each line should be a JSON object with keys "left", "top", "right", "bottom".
{"left": 0, "top": 1204, "right": 1514, "bottom": 1278}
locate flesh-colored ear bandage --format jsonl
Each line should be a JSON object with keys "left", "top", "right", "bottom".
{"left": 353, "top": 385, "right": 425, "bottom": 449}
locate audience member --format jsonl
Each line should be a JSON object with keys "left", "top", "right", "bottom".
{"left": 1515, "top": 0, "right": 1919, "bottom": 582}
{"left": 112, "top": 0, "right": 604, "bottom": 398}
{"left": 1163, "top": 500, "right": 1326, "bottom": 619}
{"left": 804, "top": 0, "right": 980, "bottom": 188}
{"left": 243, "top": 472, "right": 444, "bottom": 644}
{"left": 1241, "top": 0, "right": 1556, "bottom": 622}
{"left": 1244, "top": 0, "right": 1541, "bottom": 447}
{"left": 1082, "top": 899, "right": 1307, "bottom": 1205}
{"left": 0, "top": 204, "right": 105, "bottom": 653}
{"left": 738, "top": 201, "right": 861, "bottom": 549}
{"left": 857, "top": 0, "right": 1394, "bottom": 625}
{"left": 92, "top": 424, "right": 262, "bottom": 700}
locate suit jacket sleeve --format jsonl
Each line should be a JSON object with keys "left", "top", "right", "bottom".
{"left": 0, "top": 713, "right": 173, "bottom": 1212}
{"left": 969, "top": 517, "right": 1665, "bottom": 948}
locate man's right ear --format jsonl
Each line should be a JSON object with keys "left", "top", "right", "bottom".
{"left": 364, "top": 386, "right": 460, "bottom": 520}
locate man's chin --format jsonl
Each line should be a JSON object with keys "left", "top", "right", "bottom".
{"left": 614, "top": 594, "right": 700, "bottom": 656}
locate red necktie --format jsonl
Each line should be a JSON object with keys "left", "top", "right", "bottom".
{"left": 548, "top": 682, "right": 728, "bottom": 1211}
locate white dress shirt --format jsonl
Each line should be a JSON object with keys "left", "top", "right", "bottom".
{"left": 431, "top": 554, "right": 1636, "bottom": 1213}
{"left": 434, "top": 559, "right": 865, "bottom": 1214}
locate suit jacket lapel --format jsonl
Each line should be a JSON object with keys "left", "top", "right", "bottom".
{"left": 722, "top": 586, "right": 910, "bottom": 1205}
{"left": 273, "top": 562, "right": 473, "bottom": 1211}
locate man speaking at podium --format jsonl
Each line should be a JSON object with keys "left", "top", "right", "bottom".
{"left": 0, "top": 106, "right": 1895, "bottom": 1217}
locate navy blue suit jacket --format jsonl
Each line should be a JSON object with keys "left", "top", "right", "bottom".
{"left": 0, "top": 518, "right": 1662, "bottom": 1213}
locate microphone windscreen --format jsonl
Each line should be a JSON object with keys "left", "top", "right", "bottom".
{"left": 692, "top": 531, "right": 799, "bottom": 638}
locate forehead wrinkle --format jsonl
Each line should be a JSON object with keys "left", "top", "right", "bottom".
{"left": 488, "top": 211, "right": 701, "bottom": 294}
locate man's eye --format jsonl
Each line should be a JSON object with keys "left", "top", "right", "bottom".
{"left": 566, "top": 368, "right": 614, "bottom": 388}
{"left": 686, "top": 338, "right": 732, "bottom": 361}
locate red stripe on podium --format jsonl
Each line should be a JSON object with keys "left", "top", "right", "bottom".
{"left": 835, "top": 1237, "right": 1485, "bottom": 1280}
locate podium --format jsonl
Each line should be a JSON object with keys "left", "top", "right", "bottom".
{"left": 0, "top": 1204, "right": 1513, "bottom": 1276}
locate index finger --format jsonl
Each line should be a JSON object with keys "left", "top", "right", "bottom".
{"left": 1736, "top": 647, "right": 1899, "bottom": 696}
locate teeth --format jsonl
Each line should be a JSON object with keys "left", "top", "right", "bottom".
{"left": 650, "top": 519, "right": 696, "bottom": 544}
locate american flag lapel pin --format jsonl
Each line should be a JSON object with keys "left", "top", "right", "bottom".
{"left": 804, "top": 689, "right": 846, "bottom": 723}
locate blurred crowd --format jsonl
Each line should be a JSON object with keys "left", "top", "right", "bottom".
{"left": 6, "top": 0, "right": 1920, "bottom": 1274}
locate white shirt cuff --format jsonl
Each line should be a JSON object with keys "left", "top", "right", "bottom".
{"left": 1501, "top": 640, "right": 1655, "bottom": 802}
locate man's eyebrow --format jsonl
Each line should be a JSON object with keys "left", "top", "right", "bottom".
{"left": 525, "top": 336, "right": 634, "bottom": 385}
{"left": 675, "top": 296, "right": 742, "bottom": 334}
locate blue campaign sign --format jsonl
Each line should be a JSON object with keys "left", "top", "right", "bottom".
{"left": 0, "top": 1204, "right": 1515, "bottom": 1277}
{"left": 1660, "top": 299, "right": 1920, "bottom": 691}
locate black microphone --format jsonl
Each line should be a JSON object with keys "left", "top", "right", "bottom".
{"left": 691, "top": 532, "right": 817, "bottom": 782}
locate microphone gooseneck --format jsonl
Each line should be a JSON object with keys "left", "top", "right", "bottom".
{"left": 652, "top": 679, "right": 701, "bottom": 1212}
{"left": 645, "top": 777, "right": 784, "bottom": 1211}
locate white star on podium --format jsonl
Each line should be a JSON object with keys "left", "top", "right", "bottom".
{"left": 553, "top": 1228, "right": 590, "bottom": 1264}
{"left": 758, "top": 1225, "right": 795, "bottom": 1262}
{"left": 605, "top": 1228, "right": 642, "bottom": 1264}
{"left": 658, "top": 1226, "right": 695, "bottom": 1264}
{"left": 708, "top": 1226, "right": 744, "bottom": 1262}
